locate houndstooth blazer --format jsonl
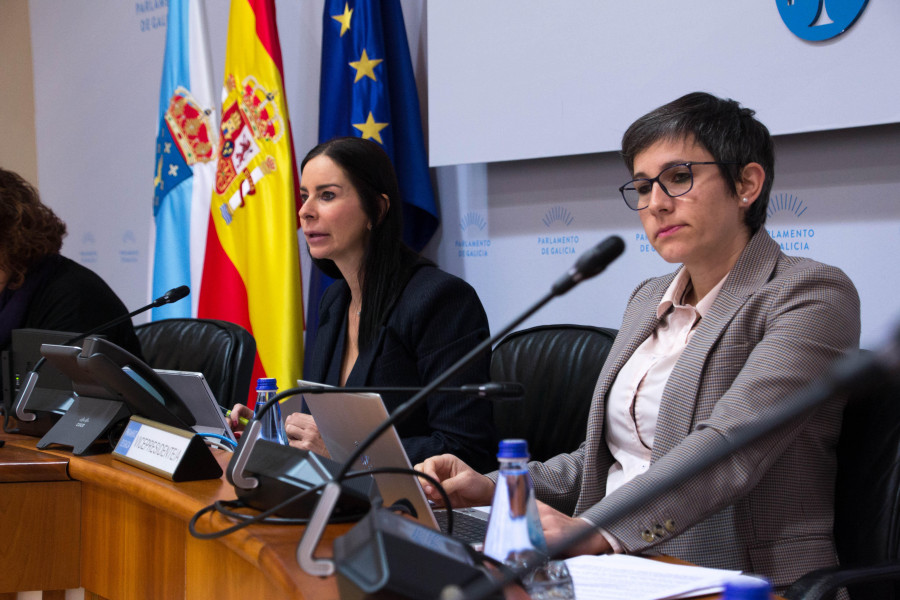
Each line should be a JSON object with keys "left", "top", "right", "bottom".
{"left": 527, "top": 229, "right": 860, "bottom": 589}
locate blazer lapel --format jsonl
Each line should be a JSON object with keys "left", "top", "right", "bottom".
{"left": 346, "top": 325, "right": 386, "bottom": 386}
{"left": 346, "top": 262, "right": 426, "bottom": 387}
{"left": 576, "top": 274, "right": 673, "bottom": 512}
{"left": 652, "top": 230, "right": 782, "bottom": 458}
{"left": 594, "top": 274, "right": 675, "bottom": 405}
{"left": 307, "top": 283, "right": 349, "bottom": 383}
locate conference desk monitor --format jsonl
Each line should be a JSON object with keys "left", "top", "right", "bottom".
{"left": 8, "top": 335, "right": 213, "bottom": 466}
{"left": 3, "top": 328, "right": 84, "bottom": 437}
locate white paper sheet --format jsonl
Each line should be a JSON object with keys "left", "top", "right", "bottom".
{"left": 563, "top": 554, "right": 759, "bottom": 600}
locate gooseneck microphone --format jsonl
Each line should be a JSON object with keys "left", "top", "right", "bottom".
{"left": 336, "top": 236, "right": 624, "bottom": 483}
{"left": 449, "top": 325, "right": 900, "bottom": 600}
{"left": 227, "top": 382, "right": 525, "bottom": 493}
{"left": 551, "top": 236, "right": 628, "bottom": 296}
{"left": 12, "top": 285, "right": 190, "bottom": 423}
{"left": 293, "top": 236, "right": 625, "bottom": 579}
{"left": 153, "top": 284, "right": 191, "bottom": 307}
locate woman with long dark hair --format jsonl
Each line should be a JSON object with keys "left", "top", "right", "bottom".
{"left": 231, "top": 137, "right": 496, "bottom": 471}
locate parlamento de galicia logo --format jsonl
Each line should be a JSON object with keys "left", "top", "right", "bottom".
{"left": 457, "top": 211, "right": 490, "bottom": 258}
{"left": 80, "top": 231, "right": 98, "bottom": 264}
{"left": 538, "top": 206, "right": 580, "bottom": 256}
{"left": 777, "top": 0, "right": 869, "bottom": 42}
{"left": 767, "top": 193, "right": 815, "bottom": 252}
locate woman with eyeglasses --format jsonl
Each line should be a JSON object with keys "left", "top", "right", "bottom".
{"left": 418, "top": 92, "right": 860, "bottom": 593}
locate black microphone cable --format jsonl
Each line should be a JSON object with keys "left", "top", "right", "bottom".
{"left": 187, "top": 466, "right": 453, "bottom": 537}
{"left": 219, "top": 383, "right": 522, "bottom": 531}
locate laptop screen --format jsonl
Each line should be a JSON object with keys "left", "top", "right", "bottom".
{"left": 295, "top": 380, "right": 441, "bottom": 531}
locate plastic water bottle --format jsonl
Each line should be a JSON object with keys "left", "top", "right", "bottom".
{"left": 722, "top": 577, "right": 773, "bottom": 600}
{"left": 254, "top": 377, "right": 287, "bottom": 445}
{"left": 483, "top": 439, "right": 575, "bottom": 599}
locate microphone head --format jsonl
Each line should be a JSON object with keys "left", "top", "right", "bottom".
{"left": 158, "top": 285, "right": 190, "bottom": 306}
{"left": 575, "top": 235, "right": 625, "bottom": 280}
{"left": 551, "top": 235, "right": 625, "bottom": 296}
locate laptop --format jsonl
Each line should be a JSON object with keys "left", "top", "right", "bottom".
{"left": 291, "top": 380, "right": 490, "bottom": 544}
{"left": 155, "top": 370, "right": 236, "bottom": 443}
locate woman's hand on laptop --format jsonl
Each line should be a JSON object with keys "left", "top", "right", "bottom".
{"left": 284, "top": 413, "right": 331, "bottom": 458}
{"left": 415, "top": 454, "right": 495, "bottom": 508}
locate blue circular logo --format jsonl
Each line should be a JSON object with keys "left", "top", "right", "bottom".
{"left": 777, "top": 0, "right": 869, "bottom": 41}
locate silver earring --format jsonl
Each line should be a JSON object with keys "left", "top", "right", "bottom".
{"left": 741, "top": 197, "right": 749, "bottom": 204}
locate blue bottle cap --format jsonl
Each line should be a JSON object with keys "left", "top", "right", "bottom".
{"left": 256, "top": 377, "right": 277, "bottom": 391}
{"left": 723, "top": 577, "right": 772, "bottom": 600}
{"left": 497, "top": 439, "right": 529, "bottom": 459}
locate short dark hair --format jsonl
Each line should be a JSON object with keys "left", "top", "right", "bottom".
{"left": 621, "top": 92, "right": 775, "bottom": 233}
{"left": 300, "top": 137, "right": 420, "bottom": 348}
{"left": 0, "top": 168, "right": 67, "bottom": 289}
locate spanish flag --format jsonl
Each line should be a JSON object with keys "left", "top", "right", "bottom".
{"left": 198, "top": 0, "right": 303, "bottom": 404}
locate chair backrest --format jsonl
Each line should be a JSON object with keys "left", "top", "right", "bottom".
{"left": 135, "top": 318, "right": 256, "bottom": 410}
{"left": 832, "top": 366, "right": 900, "bottom": 599}
{"left": 490, "top": 324, "right": 617, "bottom": 462}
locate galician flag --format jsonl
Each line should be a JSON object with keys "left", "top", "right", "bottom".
{"left": 151, "top": 0, "right": 217, "bottom": 319}
{"left": 199, "top": 0, "right": 304, "bottom": 403}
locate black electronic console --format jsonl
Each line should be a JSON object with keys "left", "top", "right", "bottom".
{"left": 233, "top": 439, "right": 377, "bottom": 520}
{"left": 9, "top": 285, "right": 190, "bottom": 438}
{"left": 77, "top": 336, "right": 195, "bottom": 429}
{"left": 333, "top": 507, "right": 502, "bottom": 600}
{"left": 35, "top": 336, "right": 197, "bottom": 455}
{"left": 4, "top": 328, "right": 86, "bottom": 436}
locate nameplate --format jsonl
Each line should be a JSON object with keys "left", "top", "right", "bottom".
{"left": 112, "top": 415, "right": 223, "bottom": 481}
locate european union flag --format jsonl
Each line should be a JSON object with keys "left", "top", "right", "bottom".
{"left": 307, "top": 0, "right": 438, "bottom": 367}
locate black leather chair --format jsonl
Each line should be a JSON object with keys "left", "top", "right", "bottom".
{"left": 784, "top": 363, "right": 900, "bottom": 600}
{"left": 135, "top": 318, "right": 256, "bottom": 410}
{"left": 490, "top": 324, "right": 617, "bottom": 462}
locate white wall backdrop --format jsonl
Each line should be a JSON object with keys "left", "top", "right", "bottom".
{"left": 28, "top": 1, "right": 900, "bottom": 351}
{"left": 427, "top": 0, "right": 900, "bottom": 166}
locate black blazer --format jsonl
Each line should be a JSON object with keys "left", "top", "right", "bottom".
{"left": 305, "top": 264, "right": 497, "bottom": 472}
{"left": 17, "top": 255, "right": 143, "bottom": 358}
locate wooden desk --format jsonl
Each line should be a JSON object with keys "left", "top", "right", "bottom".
{"left": 0, "top": 433, "right": 345, "bottom": 600}
{"left": 0, "top": 433, "right": 767, "bottom": 600}
{"left": 0, "top": 443, "right": 80, "bottom": 594}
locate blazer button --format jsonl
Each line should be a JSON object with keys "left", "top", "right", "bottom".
{"left": 653, "top": 524, "right": 667, "bottom": 537}
{"left": 641, "top": 529, "right": 656, "bottom": 543}
{"left": 664, "top": 519, "right": 676, "bottom": 532}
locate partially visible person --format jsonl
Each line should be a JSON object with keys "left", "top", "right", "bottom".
{"left": 417, "top": 92, "right": 860, "bottom": 593}
{"left": 0, "top": 168, "right": 142, "bottom": 357}
{"left": 229, "top": 137, "right": 496, "bottom": 471}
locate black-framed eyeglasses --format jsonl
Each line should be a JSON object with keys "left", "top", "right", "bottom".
{"left": 618, "top": 161, "right": 740, "bottom": 211}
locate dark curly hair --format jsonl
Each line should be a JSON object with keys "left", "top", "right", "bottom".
{"left": 0, "top": 168, "right": 67, "bottom": 289}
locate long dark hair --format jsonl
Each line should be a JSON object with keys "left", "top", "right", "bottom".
{"left": 300, "top": 137, "right": 422, "bottom": 349}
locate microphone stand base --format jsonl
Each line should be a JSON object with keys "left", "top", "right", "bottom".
{"left": 235, "top": 440, "right": 378, "bottom": 520}
{"left": 36, "top": 396, "right": 131, "bottom": 455}
{"left": 333, "top": 507, "right": 502, "bottom": 600}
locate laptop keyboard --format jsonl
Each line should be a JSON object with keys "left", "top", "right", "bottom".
{"left": 434, "top": 507, "right": 490, "bottom": 544}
